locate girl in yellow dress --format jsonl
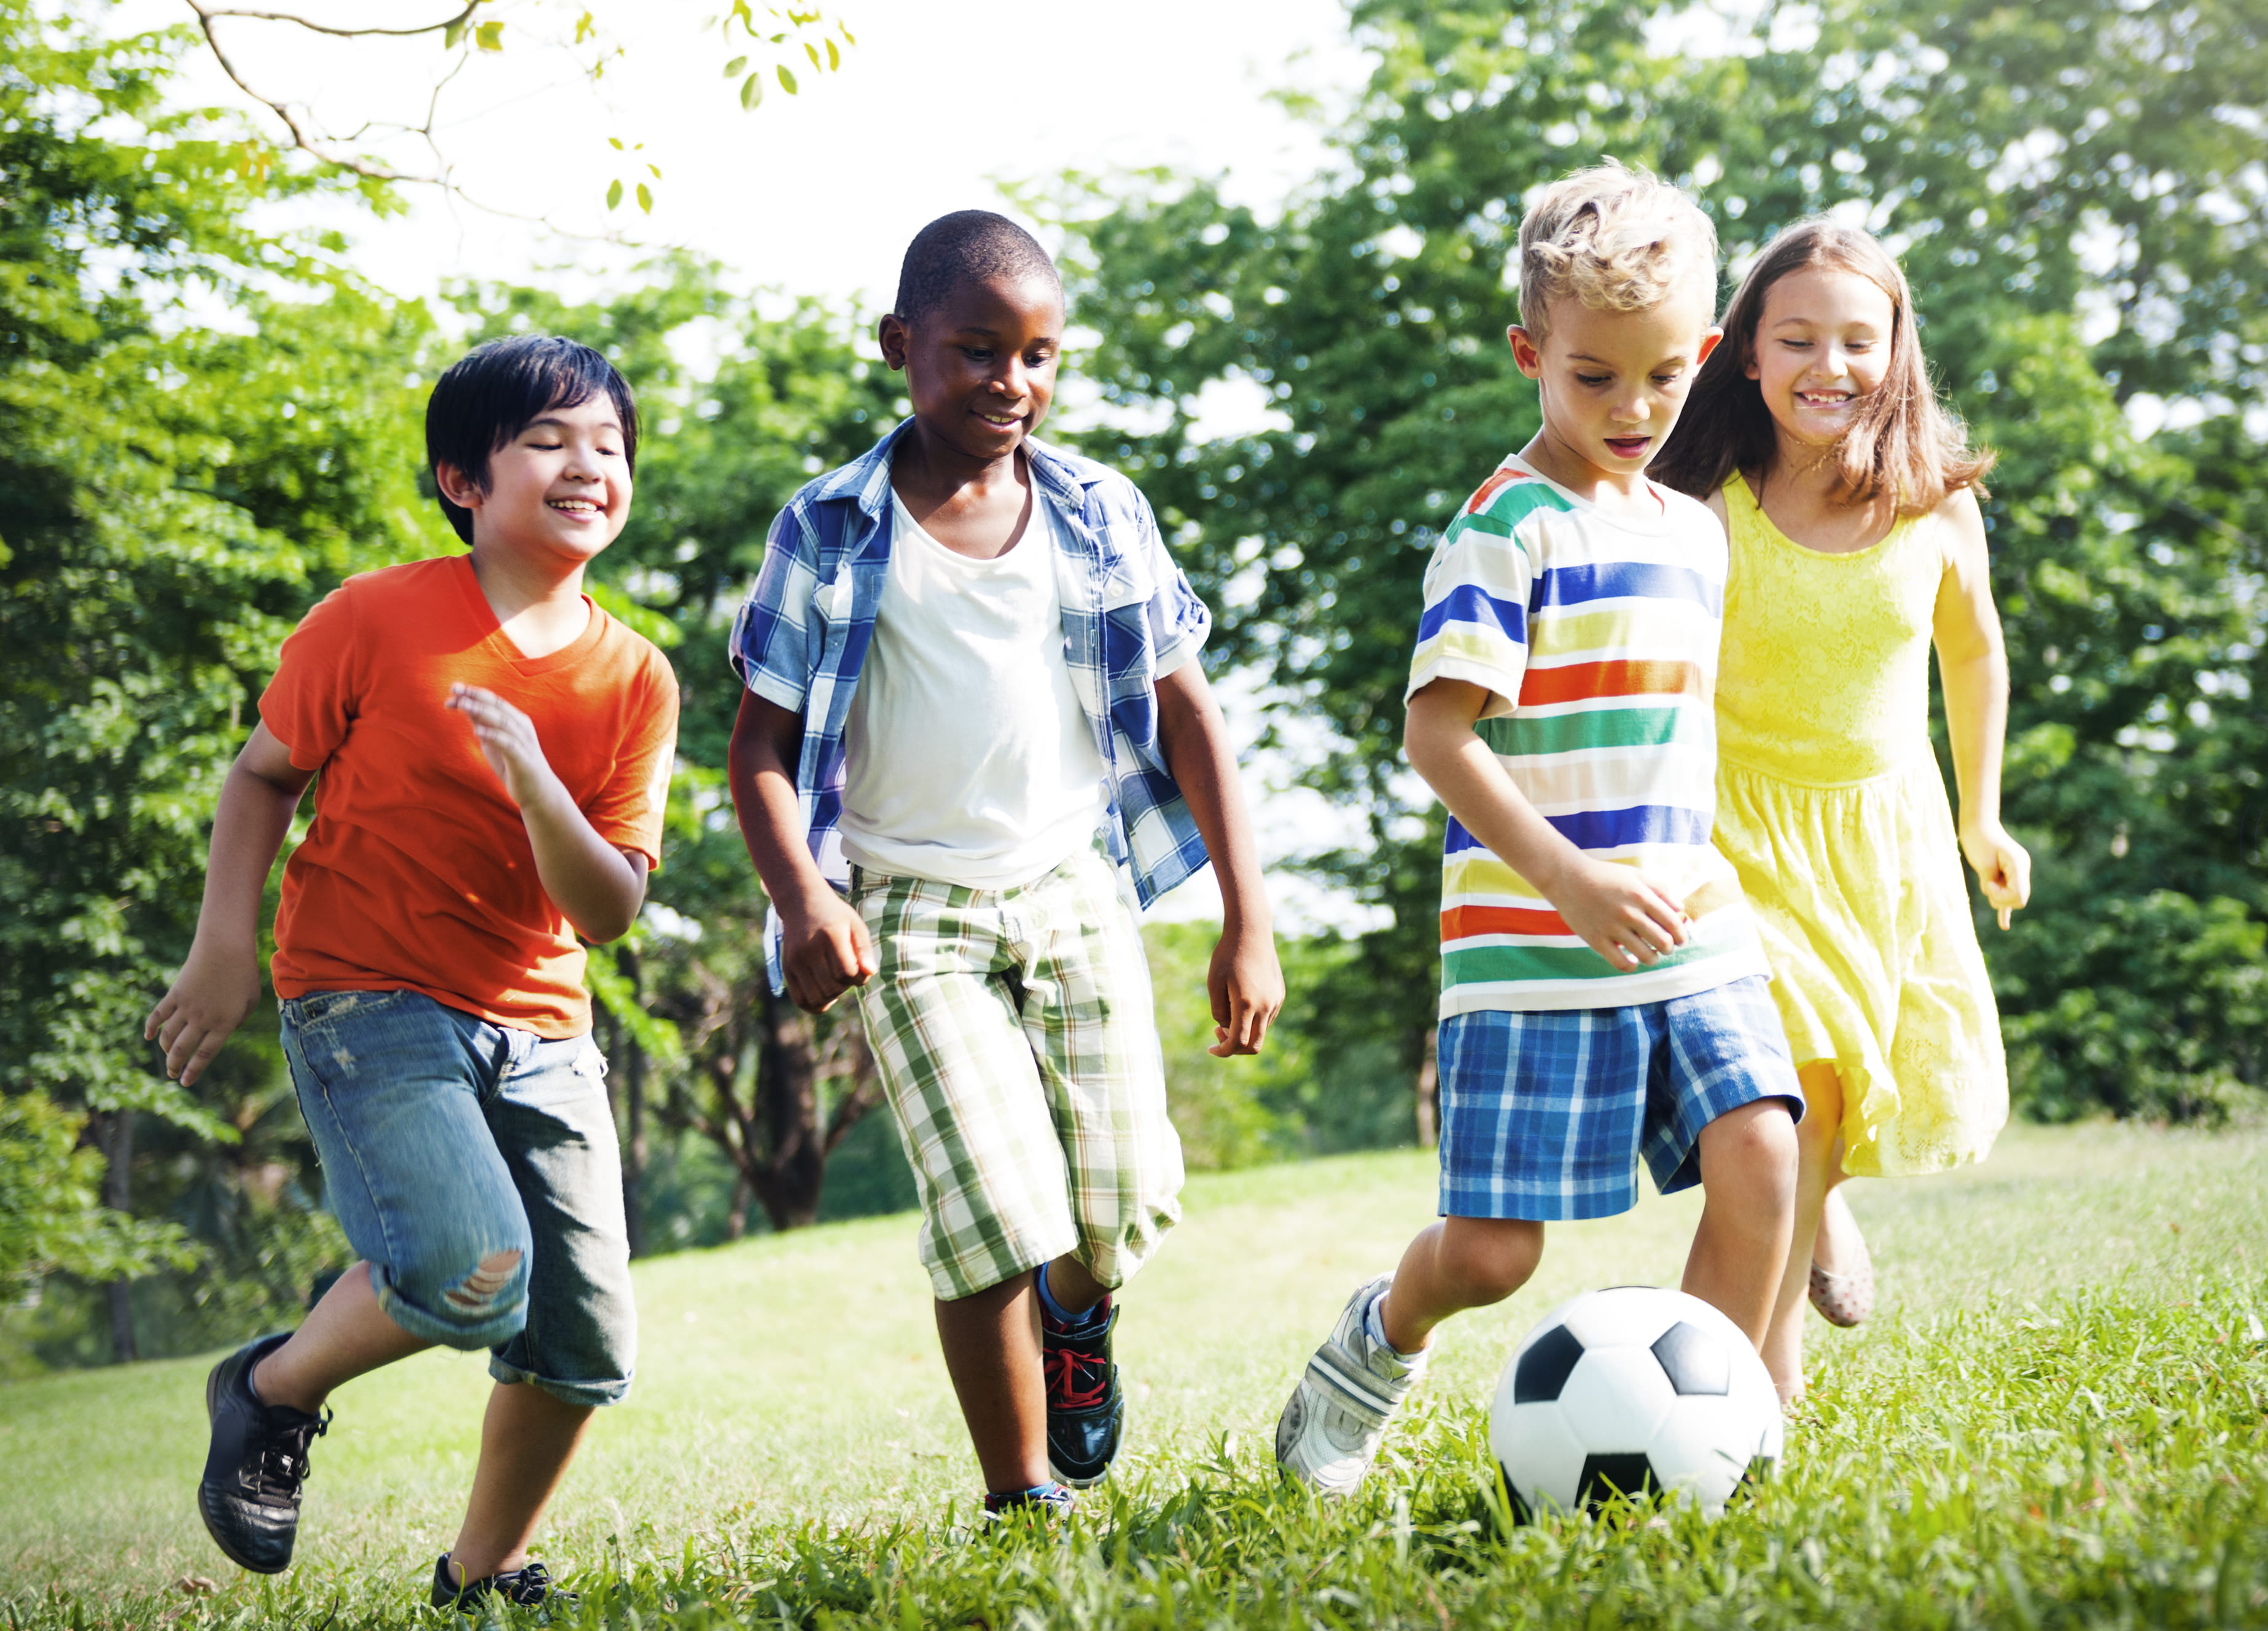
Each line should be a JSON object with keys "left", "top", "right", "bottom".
{"left": 1653, "top": 220, "right": 2030, "bottom": 1402}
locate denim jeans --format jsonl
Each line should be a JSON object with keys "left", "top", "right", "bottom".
{"left": 279, "top": 988, "right": 636, "bottom": 1407}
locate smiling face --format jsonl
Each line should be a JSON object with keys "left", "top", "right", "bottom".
{"left": 879, "top": 274, "right": 1063, "bottom": 465}
{"left": 1745, "top": 265, "right": 1898, "bottom": 448}
{"left": 436, "top": 393, "right": 632, "bottom": 565}
{"left": 1508, "top": 283, "right": 1722, "bottom": 496}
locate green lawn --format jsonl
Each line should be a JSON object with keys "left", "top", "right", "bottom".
{"left": 4, "top": 1122, "right": 2266, "bottom": 1627}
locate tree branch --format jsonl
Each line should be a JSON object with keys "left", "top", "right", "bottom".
{"left": 187, "top": 2, "right": 478, "bottom": 40}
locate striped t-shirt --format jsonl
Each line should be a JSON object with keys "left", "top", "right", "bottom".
{"left": 1405, "top": 455, "right": 1767, "bottom": 1016}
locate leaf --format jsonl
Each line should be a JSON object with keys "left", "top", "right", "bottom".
{"left": 825, "top": 37, "right": 840, "bottom": 71}
{"left": 636, "top": 181, "right": 653, "bottom": 213}
{"left": 805, "top": 41, "right": 822, "bottom": 70}
{"left": 574, "top": 9, "right": 595, "bottom": 44}
{"left": 740, "top": 70, "right": 763, "bottom": 109}
{"left": 606, "top": 178, "right": 624, "bottom": 210}
{"left": 443, "top": 15, "right": 468, "bottom": 49}
{"left": 840, "top": 20, "right": 857, "bottom": 45}
{"left": 647, "top": 163, "right": 661, "bottom": 179}
{"left": 723, "top": 55, "right": 747, "bottom": 77}
{"left": 777, "top": 63, "right": 798, "bottom": 94}
{"left": 608, "top": 136, "right": 625, "bottom": 151}
{"left": 473, "top": 18, "right": 504, "bottom": 51}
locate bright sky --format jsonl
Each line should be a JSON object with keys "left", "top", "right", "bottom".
{"left": 117, "top": 0, "right": 1390, "bottom": 929}
{"left": 125, "top": 0, "right": 1370, "bottom": 307}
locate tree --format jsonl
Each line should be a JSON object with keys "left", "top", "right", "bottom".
{"left": 1, "top": 0, "right": 448, "bottom": 1362}
{"left": 1050, "top": 0, "right": 2268, "bottom": 1121}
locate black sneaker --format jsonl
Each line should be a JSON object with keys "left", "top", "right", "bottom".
{"left": 1042, "top": 1296, "right": 1124, "bottom": 1488}
{"left": 432, "top": 1554, "right": 576, "bottom": 1613}
{"left": 981, "top": 1482, "right": 1077, "bottom": 1520}
{"left": 197, "top": 1332, "right": 329, "bottom": 1573}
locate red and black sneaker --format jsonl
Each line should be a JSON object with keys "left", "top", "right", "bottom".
{"left": 1042, "top": 1297, "right": 1125, "bottom": 1488}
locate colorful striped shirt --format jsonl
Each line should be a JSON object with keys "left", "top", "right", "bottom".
{"left": 1406, "top": 455, "right": 1767, "bottom": 1015}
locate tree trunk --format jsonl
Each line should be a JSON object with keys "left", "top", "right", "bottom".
{"left": 750, "top": 987, "right": 825, "bottom": 1231}
{"left": 725, "top": 1173, "right": 753, "bottom": 1241}
{"left": 99, "top": 1109, "right": 137, "bottom": 1363}
{"left": 1413, "top": 1025, "right": 1440, "bottom": 1149}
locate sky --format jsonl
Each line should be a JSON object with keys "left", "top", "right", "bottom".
{"left": 117, "top": 0, "right": 1392, "bottom": 929}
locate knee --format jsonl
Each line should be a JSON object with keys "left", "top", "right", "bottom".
{"left": 1707, "top": 1101, "right": 1800, "bottom": 1201}
{"left": 1440, "top": 1222, "right": 1541, "bottom": 1305}
{"left": 399, "top": 1246, "right": 530, "bottom": 1350}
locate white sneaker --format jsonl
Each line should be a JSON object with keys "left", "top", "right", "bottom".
{"left": 1274, "top": 1274, "right": 1427, "bottom": 1495}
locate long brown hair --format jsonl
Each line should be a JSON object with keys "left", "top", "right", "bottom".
{"left": 1651, "top": 219, "right": 1992, "bottom": 512}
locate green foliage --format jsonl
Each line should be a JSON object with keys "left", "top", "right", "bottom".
{"left": 0, "top": 0, "right": 438, "bottom": 1359}
{"left": 0, "top": 1096, "right": 193, "bottom": 1297}
{"left": 1051, "top": 0, "right": 2268, "bottom": 1117}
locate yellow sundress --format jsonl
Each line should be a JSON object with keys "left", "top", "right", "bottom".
{"left": 1712, "top": 474, "right": 2008, "bottom": 1178}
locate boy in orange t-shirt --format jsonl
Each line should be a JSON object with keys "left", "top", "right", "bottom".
{"left": 144, "top": 335, "right": 676, "bottom": 1612}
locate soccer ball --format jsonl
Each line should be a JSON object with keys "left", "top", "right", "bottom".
{"left": 1489, "top": 1286, "right": 1781, "bottom": 1518}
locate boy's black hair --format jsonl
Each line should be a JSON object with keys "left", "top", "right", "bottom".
{"left": 425, "top": 334, "right": 639, "bottom": 544}
{"left": 892, "top": 210, "right": 1061, "bottom": 324}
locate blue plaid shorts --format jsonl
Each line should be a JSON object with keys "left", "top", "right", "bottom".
{"left": 1436, "top": 974, "right": 1802, "bottom": 1222}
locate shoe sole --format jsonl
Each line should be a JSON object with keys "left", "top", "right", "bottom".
{"left": 198, "top": 1353, "right": 290, "bottom": 1574}
{"left": 1048, "top": 1393, "right": 1127, "bottom": 1491}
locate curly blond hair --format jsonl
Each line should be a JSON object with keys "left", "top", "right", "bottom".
{"left": 1517, "top": 160, "right": 1718, "bottom": 339}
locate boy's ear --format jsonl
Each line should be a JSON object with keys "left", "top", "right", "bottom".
{"left": 1505, "top": 324, "right": 1545, "bottom": 380}
{"left": 876, "top": 312, "right": 910, "bottom": 372}
{"left": 1696, "top": 326, "right": 1725, "bottom": 367}
{"left": 434, "top": 461, "right": 485, "bottom": 511}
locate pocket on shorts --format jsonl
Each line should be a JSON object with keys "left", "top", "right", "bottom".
{"left": 286, "top": 988, "right": 415, "bottom": 1033}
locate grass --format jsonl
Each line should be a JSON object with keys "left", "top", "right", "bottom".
{"left": 2, "top": 1121, "right": 2266, "bottom": 1627}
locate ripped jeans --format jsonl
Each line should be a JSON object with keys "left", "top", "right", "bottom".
{"left": 280, "top": 989, "right": 636, "bottom": 1407}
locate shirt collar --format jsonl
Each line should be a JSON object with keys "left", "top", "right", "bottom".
{"left": 817, "top": 417, "right": 1101, "bottom": 522}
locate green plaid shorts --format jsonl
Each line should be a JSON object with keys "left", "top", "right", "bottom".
{"left": 851, "top": 843, "right": 1184, "bottom": 1300}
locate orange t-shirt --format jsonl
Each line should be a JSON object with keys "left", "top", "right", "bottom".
{"left": 261, "top": 555, "right": 679, "bottom": 1038}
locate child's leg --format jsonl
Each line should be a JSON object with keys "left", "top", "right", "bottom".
{"left": 1635, "top": 979, "right": 1800, "bottom": 1355}
{"left": 851, "top": 867, "right": 1097, "bottom": 1498}
{"left": 444, "top": 1384, "right": 596, "bottom": 1582}
{"left": 1682, "top": 1096, "right": 1799, "bottom": 1345}
{"left": 451, "top": 1028, "right": 637, "bottom": 1582}
{"left": 935, "top": 1274, "right": 1050, "bottom": 1492}
{"left": 252, "top": 1262, "right": 432, "bottom": 1412}
{"left": 1759, "top": 1063, "right": 1845, "bottom": 1393}
{"left": 1378, "top": 1218, "right": 1545, "bottom": 1354}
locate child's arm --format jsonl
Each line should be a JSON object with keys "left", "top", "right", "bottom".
{"left": 1930, "top": 491, "right": 2031, "bottom": 929}
{"left": 1155, "top": 662, "right": 1285, "bottom": 1057}
{"left": 143, "top": 724, "right": 313, "bottom": 1086}
{"left": 445, "top": 683, "right": 650, "bottom": 943}
{"left": 1405, "top": 678, "right": 1689, "bottom": 969}
{"left": 727, "top": 691, "right": 878, "bottom": 1014}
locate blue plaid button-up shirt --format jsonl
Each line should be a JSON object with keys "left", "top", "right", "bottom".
{"left": 728, "top": 418, "right": 1214, "bottom": 989}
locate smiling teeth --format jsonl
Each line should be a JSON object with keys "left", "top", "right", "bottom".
{"left": 550, "top": 500, "right": 598, "bottom": 510}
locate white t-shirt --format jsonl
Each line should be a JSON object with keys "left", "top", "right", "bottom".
{"left": 838, "top": 498, "right": 1110, "bottom": 889}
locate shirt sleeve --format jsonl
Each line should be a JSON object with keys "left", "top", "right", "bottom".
{"left": 585, "top": 650, "right": 680, "bottom": 869}
{"left": 728, "top": 504, "right": 822, "bottom": 714}
{"left": 1405, "top": 506, "right": 1533, "bottom": 719}
{"left": 1136, "top": 494, "right": 1212, "bottom": 679}
{"left": 257, "top": 582, "right": 360, "bottom": 772}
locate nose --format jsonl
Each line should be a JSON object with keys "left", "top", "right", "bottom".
{"left": 991, "top": 355, "right": 1029, "bottom": 403}
{"left": 1610, "top": 389, "right": 1648, "bottom": 425}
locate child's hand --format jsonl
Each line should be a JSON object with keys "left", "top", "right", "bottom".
{"left": 447, "top": 684, "right": 564, "bottom": 812}
{"left": 1207, "top": 921, "right": 1285, "bottom": 1057}
{"left": 143, "top": 942, "right": 262, "bottom": 1087}
{"left": 1960, "top": 818, "right": 2032, "bottom": 930}
{"left": 1548, "top": 856, "right": 1690, "bottom": 971}
{"left": 782, "top": 891, "right": 878, "bottom": 1014}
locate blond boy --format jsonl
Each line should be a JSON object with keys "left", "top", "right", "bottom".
{"left": 1276, "top": 164, "right": 1801, "bottom": 1493}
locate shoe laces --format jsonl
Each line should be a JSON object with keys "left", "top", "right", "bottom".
{"left": 252, "top": 1407, "right": 329, "bottom": 1500}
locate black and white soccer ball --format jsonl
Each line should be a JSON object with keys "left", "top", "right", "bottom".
{"left": 1489, "top": 1286, "right": 1781, "bottom": 1518}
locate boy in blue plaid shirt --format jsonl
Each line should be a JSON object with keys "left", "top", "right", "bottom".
{"left": 728, "top": 211, "right": 1282, "bottom": 1517}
